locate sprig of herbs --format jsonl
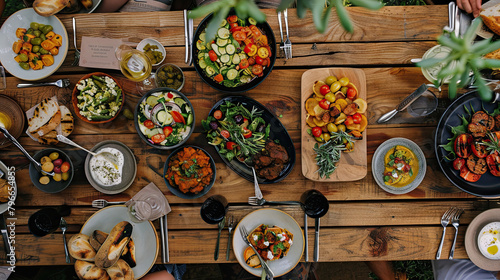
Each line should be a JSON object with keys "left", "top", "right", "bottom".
{"left": 313, "top": 131, "right": 354, "bottom": 178}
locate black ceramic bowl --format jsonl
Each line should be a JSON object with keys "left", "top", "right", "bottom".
{"left": 29, "top": 148, "right": 74, "bottom": 194}
{"left": 163, "top": 145, "right": 216, "bottom": 199}
{"left": 192, "top": 12, "right": 277, "bottom": 93}
{"left": 134, "top": 87, "right": 195, "bottom": 150}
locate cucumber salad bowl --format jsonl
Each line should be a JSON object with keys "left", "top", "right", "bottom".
{"left": 192, "top": 12, "right": 276, "bottom": 93}
{"left": 134, "top": 88, "right": 195, "bottom": 150}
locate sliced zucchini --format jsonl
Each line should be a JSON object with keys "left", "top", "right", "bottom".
{"left": 220, "top": 54, "right": 230, "bottom": 63}
{"left": 206, "top": 42, "right": 212, "bottom": 50}
{"left": 156, "top": 110, "right": 173, "bottom": 125}
{"left": 226, "top": 44, "right": 236, "bottom": 55}
{"left": 199, "top": 32, "right": 206, "bottom": 42}
{"left": 216, "top": 38, "right": 228, "bottom": 47}
{"left": 232, "top": 54, "right": 241, "bottom": 64}
{"left": 227, "top": 69, "right": 238, "bottom": 80}
{"left": 196, "top": 40, "right": 206, "bottom": 50}
{"left": 217, "top": 28, "right": 230, "bottom": 39}
{"left": 174, "top": 97, "right": 186, "bottom": 107}
{"left": 219, "top": 47, "right": 226, "bottom": 55}
{"left": 199, "top": 59, "right": 207, "bottom": 69}
{"left": 186, "top": 113, "right": 194, "bottom": 126}
{"left": 205, "top": 66, "right": 216, "bottom": 76}
{"left": 248, "top": 17, "right": 257, "bottom": 25}
{"left": 198, "top": 52, "right": 205, "bottom": 60}
{"left": 219, "top": 19, "right": 227, "bottom": 27}
{"left": 212, "top": 43, "right": 220, "bottom": 55}
{"left": 146, "top": 95, "right": 159, "bottom": 107}
{"left": 238, "top": 52, "right": 248, "bottom": 60}
{"left": 240, "top": 75, "right": 252, "bottom": 83}
{"left": 145, "top": 128, "right": 162, "bottom": 138}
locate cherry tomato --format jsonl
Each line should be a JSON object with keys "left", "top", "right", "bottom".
{"left": 227, "top": 15, "right": 238, "bottom": 23}
{"left": 347, "top": 88, "right": 357, "bottom": 99}
{"left": 220, "top": 130, "right": 230, "bottom": 139}
{"left": 163, "top": 126, "right": 173, "bottom": 137}
{"left": 452, "top": 158, "right": 465, "bottom": 171}
{"left": 486, "top": 152, "right": 500, "bottom": 176}
{"left": 245, "top": 44, "right": 257, "bottom": 56}
{"left": 239, "top": 58, "right": 249, "bottom": 69}
{"left": 61, "top": 162, "right": 70, "bottom": 173}
{"left": 460, "top": 166, "right": 481, "bottom": 182}
{"left": 242, "top": 128, "right": 252, "bottom": 138}
{"left": 472, "top": 140, "right": 488, "bottom": 158}
{"left": 312, "top": 127, "right": 322, "bottom": 137}
{"left": 214, "top": 74, "right": 224, "bottom": 83}
{"left": 213, "top": 110, "right": 223, "bottom": 120}
{"left": 144, "top": 120, "right": 154, "bottom": 129}
{"left": 352, "top": 113, "right": 362, "bottom": 124}
{"left": 53, "top": 158, "right": 63, "bottom": 167}
{"left": 319, "top": 99, "right": 330, "bottom": 110}
{"left": 255, "top": 56, "right": 264, "bottom": 65}
{"left": 320, "top": 85, "right": 330, "bottom": 95}
{"left": 226, "top": 141, "right": 237, "bottom": 150}
{"left": 344, "top": 116, "right": 354, "bottom": 126}
{"left": 251, "top": 64, "right": 263, "bottom": 76}
{"left": 262, "top": 57, "right": 270, "bottom": 67}
{"left": 248, "top": 57, "right": 256, "bottom": 65}
{"left": 229, "top": 22, "right": 238, "bottom": 29}
{"left": 208, "top": 50, "right": 217, "bottom": 62}
{"left": 171, "top": 111, "right": 185, "bottom": 124}
{"left": 167, "top": 92, "right": 174, "bottom": 99}
{"left": 151, "top": 133, "right": 166, "bottom": 144}
{"left": 233, "top": 31, "right": 247, "bottom": 41}
{"left": 257, "top": 47, "right": 269, "bottom": 59}
{"left": 454, "top": 133, "right": 473, "bottom": 158}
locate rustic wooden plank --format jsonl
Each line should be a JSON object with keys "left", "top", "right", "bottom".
{"left": 5, "top": 224, "right": 470, "bottom": 266}
{"left": 11, "top": 201, "right": 494, "bottom": 234}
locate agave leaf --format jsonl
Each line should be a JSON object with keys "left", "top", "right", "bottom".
{"left": 188, "top": 0, "right": 227, "bottom": 19}
{"left": 205, "top": 6, "right": 231, "bottom": 42}
{"left": 296, "top": 0, "right": 308, "bottom": 18}
{"left": 334, "top": 0, "right": 354, "bottom": 33}
{"left": 463, "top": 17, "right": 483, "bottom": 45}
{"left": 246, "top": 0, "right": 266, "bottom": 22}
{"left": 349, "top": 0, "right": 384, "bottom": 10}
{"left": 310, "top": 0, "right": 327, "bottom": 33}
{"left": 277, "top": 0, "right": 295, "bottom": 11}
{"left": 475, "top": 40, "right": 500, "bottom": 56}
{"left": 457, "top": 64, "right": 472, "bottom": 88}
{"left": 234, "top": 0, "right": 249, "bottom": 19}
{"left": 447, "top": 74, "right": 458, "bottom": 99}
{"left": 472, "top": 67, "right": 493, "bottom": 101}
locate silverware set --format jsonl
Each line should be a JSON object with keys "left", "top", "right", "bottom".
{"left": 91, "top": 199, "right": 126, "bottom": 208}
{"left": 17, "top": 78, "right": 70, "bottom": 88}
{"left": 184, "top": 10, "right": 194, "bottom": 66}
{"left": 72, "top": 18, "right": 80, "bottom": 66}
{"left": 226, "top": 215, "right": 236, "bottom": 261}
{"left": 277, "top": 9, "right": 292, "bottom": 59}
{"left": 240, "top": 224, "right": 274, "bottom": 279}
{"left": 436, "top": 207, "right": 464, "bottom": 259}
{"left": 214, "top": 216, "right": 226, "bottom": 260}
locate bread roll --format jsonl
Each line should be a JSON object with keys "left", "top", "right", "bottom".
{"left": 69, "top": 234, "right": 97, "bottom": 261}
{"left": 75, "top": 260, "right": 110, "bottom": 280}
{"left": 481, "top": 4, "right": 500, "bottom": 36}
{"left": 28, "top": 97, "right": 61, "bottom": 139}
{"left": 95, "top": 221, "right": 133, "bottom": 269}
{"left": 33, "top": 0, "right": 70, "bottom": 17}
{"left": 121, "top": 238, "right": 136, "bottom": 268}
{"left": 0, "top": 179, "right": 10, "bottom": 203}
{"left": 106, "top": 259, "right": 134, "bottom": 280}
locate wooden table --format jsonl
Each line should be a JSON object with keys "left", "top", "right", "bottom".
{"left": 1, "top": 5, "right": 496, "bottom": 268}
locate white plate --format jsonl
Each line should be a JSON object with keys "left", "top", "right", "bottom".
{"left": 82, "top": 0, "right": 103, "bottom": 13}
{"left": 0, "top": 8, "right": 68, "bottom": 81}
{"left": 0, "top": 161, "right": 16, "bottom": 214}
{"left": 372, "top": 138, "right": 427, "bottom": 195}
{"left": 136, "top": 38, "right": 166, "bottom": 67}
{"left": 233, "top": 209, "right": 304, "bottom": 277}
{"left": 80, "top": 205, "right": 158, "bottom": 279}
{"left": 465, "top": 208, "right": 500, "bottom": 271}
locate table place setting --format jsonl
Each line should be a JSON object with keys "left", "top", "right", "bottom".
{"left": 436, "top": 207, "right": 464, "bottom": 260}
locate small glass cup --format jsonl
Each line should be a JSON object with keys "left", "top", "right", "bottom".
{"left": 0, "top": 66, "right": 6, "bottom": 91}
{"left": 28, "top": 208, "right": 62, "bottom": 237}
{"left": 200, "top": 195, "right": 228, "bottom": 224}
{"left": 407, "top": 89, "right": 438, "bottom": 117}
{"left": 128, "top": 200, "right": 153, "bottom": 223}
{"left": 300, "top": 190, "right": 329, "bottom": 219}
{"left": 115, "top": 44, "right": 154, "bottom": 95}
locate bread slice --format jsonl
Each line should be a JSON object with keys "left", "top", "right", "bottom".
{"left": 105, "top": 259, "right": 134, "bottom": 280}
{"left": 68, "top": 233, "right": 97, "bottom": 261}
{"left": 95, "top": 221, "right": 133, "bottom": 269}
{"left": 480, "top": 4, "right": 500, "bottom": 36}
{"left": 121, "top": 238, "right": 136, "bottom": 268}
{"left": 28, "top": 97, "right": 61, "bottom": 139}
{"left": 33, "top": 0, "right": 70, "bottom": 16}
{"left": 75, "top": 260, "right": 110, "bottom": 280}
{"left": 60, "top": 105, "right": 74, "bottom": 137}
{"left": 38, "top": 130, "right": 59, "bottom": 145}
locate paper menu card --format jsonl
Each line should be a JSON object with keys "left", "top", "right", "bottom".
{"left": 79, "top": 37, "right": 122, "bottom": 70}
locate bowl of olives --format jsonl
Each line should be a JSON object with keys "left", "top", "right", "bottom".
{"left": 154, "top": 63, "right": 184, "bottom": 91}
{"left": 29, "top": 148, "right": 74, "bottom": 194}
{"left": 137, "top": 38, "right": 166, "bottom": 67}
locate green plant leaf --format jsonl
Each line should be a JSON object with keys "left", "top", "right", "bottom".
{"left": 310, "top": 0, "right": 327, "bottom": 33}
{"left": 448, "top": 75, "right": 458, "bottom": 99}
{"left": 296, "top": 0, "right": 308, "bottom": 18}
{"left": 474, "top": 39, "right": 500, "bottom": 56}
{"left": 334, "top": 0, "right": 354, "bottom": 33}
{"left": 472, "top": 66, "right": 493, "bottom": 101}
{"left": 205, "top": 6, "right": 231, "bottom": 42}
{"left": 483, "top": 59, "right": 500, "bottom": 69}
{"left": 188, "top": 0, "right": 227, "bottom": 19}
{"left": 246, "top": 0, "right": 266, "bottom": 22}
{"left": 464, "top": 17, "right": 483, "bottom": 45}
{"left": 234, "top": 0, "right": 249, "bottom": 19}
{"left": 349, "top": 0, "right": 384, "bottom": 10}
{"left": 437, "top": 35, "right": 464, "bottom": 51}
{"left": 277, "top": 0, "right": 295, "bottom": 11}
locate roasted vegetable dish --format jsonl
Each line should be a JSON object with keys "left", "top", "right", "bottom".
{"left": 383, "top": 145, "right": 419, "bottom": 187}
{"left": 12, "top": 22, "right": 62, "bottom": 70}
{"left": 196, "top": 15, "right": 272, "bottom": 87}
{"left": 243, "top": 224, "right": 293, "bottom": 268}
{"left": 165, "top": 147, "right": 214, "bottom": 194}
{"left": 137, "top": 91, "right": 193, "bottom": 146}
{"left": 76, "top": 75, "right": 123, "bottom": 121}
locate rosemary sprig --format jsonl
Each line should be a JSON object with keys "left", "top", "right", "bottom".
{"left": 313, "top": 131, "right": 354, "bottom": 178}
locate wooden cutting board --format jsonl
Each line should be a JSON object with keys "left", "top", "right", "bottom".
{"left": 301, "top": 68, "right": 368, "bottom": 182}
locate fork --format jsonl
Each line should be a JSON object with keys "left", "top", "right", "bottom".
{"left": 226, "top": 216, "right": 235, "bottom": 261}
{"left": 60, "top": 217, "right": 71, "bottom": 263}
{"left": 17, "top": 79, "right": 70, "bottom": 88}
{"left": 248, "top": 196, "right": 301, "bottom": 206}
{"left": 284, "top": 9, "right": 292, "bottom": 59}
{"left": 277, "top": 11, "right": 287, "bottom": 59}
{"left": 436, "top": 207, "right": 456, "bottom": 259}
{"left": 72, "top": 18, "right": 80, "bottom": 66}
{"left": 91, "top": 199, "right": 126, "bottom": 208}
{"left": 239, "top": 225, "right": 274, "bottom": 279}
{"left": 449, "top": 208, "right": 464, "bottom": 259}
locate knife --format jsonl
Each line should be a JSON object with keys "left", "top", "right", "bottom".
{"left": 160, "top": 215, "right": 169, "bottom": 263}
{"left": 377, "top": 83, "right": 429, "bottom": 123}
{"left": 0, "top": 214, "right": 12, "bottom": 257}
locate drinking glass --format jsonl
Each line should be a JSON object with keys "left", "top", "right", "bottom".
{"left": 115, "top": 44, "right": 154, "bottom": 94}
{"left": 128, "top": 200, "right": 153, "bottom": 223}
{"left": 28, "top": 208, "right": 62, "bottom": 237}
{"left": 200, "top": 195, "right": 228, "bottom": 224}
{"left": 407, "top": 89, "right": 438, "bottom": 117}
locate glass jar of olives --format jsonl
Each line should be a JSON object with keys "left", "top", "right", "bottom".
{"left": 154, "top": 63, "right": 184, "bottom": 91}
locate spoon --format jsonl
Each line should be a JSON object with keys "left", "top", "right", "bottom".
{"left": 0, "top": 126, "right": 54, "bottom": 176}
{"left": 300, "top": 190, "right": 329, "bottom": 262}
{"left": 56, "top": 135, "right": 119, "bottom": 169}
{"left": 17, "top": 79, "right": 70, "bottom": 88}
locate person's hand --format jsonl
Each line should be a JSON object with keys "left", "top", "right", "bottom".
{"left": 457, "top": 0, "right": 482, "bottom": 17}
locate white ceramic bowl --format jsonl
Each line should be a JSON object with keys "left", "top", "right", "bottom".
{"left": 136, "top": 38, "right": 166, "bottom": 67}
{"left": 0, "top": 8, "right": 68, "bottom": 81}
